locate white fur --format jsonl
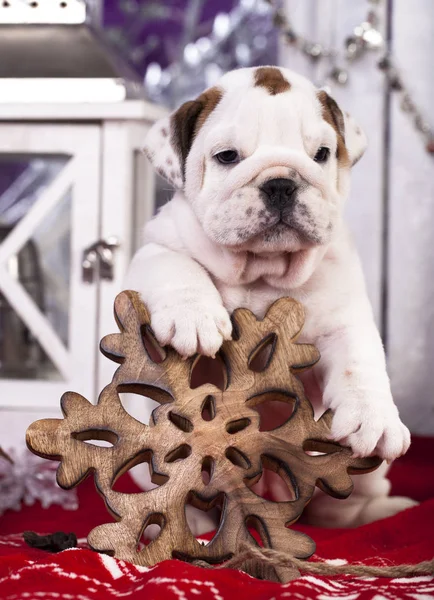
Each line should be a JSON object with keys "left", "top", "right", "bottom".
{"left": 126, "top": 66, "right": 414, "bottom": 531}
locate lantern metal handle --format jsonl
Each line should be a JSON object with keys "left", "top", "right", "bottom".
{"left": 82, "top": 237, "right": 120, "bottom": 283}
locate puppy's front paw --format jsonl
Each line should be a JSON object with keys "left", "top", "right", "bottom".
{"left": 151, "top": 302, "right": 232, "bottom": 358}
{"left": 330, "top": 398, "right": 410, "bottom": 461}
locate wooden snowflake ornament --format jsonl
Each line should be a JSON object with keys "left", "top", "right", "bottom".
{"left": 26, "top": 291, "right": 381, "bottom": 582}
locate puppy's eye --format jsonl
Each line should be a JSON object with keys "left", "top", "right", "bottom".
{"left": 314, "top": 147, "right": 330, "bottom": 163}
{"left": 215, "top": 150, "right": 239, "bottom": 165}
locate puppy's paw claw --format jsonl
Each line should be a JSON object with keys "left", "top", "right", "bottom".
{"left": 330, "top": 400, "right": 410, "bottom": 461}
{"left": 151, "top": 303, "right": 232, "bottom": 358}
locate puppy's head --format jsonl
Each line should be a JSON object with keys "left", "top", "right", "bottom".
{"left": 145, "top": 66, "right": 366, "bottom": 255}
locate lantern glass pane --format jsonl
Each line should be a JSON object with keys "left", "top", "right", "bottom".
{"left": 0, "top": 156, "right": 71, "bottom": 381}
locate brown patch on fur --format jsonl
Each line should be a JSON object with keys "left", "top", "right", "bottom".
{"left": 317, "top": 90, "right": 350, "bottom": 168}
{"left": 171, "top": 86, "right": 222, "bottom": 178}
{"left": 194, "top": 87, "right": 222, "bottom": 133}
{"left": 345, "top": 369, "right": 352, "bottom": 377}
{"left": 254, "top": 67, "right": 291, "bottom": 95}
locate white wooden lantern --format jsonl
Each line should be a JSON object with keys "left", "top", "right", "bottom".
{"left": 0, "top": 0, "right": 166, "bottom": 446}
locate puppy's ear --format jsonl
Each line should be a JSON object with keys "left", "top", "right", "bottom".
{"left": 143, "top": 87, "right": 222, "bottom": 189}
{"left": 317, "top": 90, "right": 367, "bottom": 166}
{"left": 342, "top": 109, "right": 367, "bottom": 166}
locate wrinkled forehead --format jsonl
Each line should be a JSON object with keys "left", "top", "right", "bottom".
{"left": 199, "top": 67, "right": 331, "bottom": 152}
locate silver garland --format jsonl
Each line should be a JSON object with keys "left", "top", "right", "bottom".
{"left": 267, "top": 0, "right": 434, "bottom": 155}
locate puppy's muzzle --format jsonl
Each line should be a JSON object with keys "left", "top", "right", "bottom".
{"left": 260, "top": 178, "right": 298, "bottom": 214}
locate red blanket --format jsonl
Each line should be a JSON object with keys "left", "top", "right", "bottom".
{"left": 1, "top": 437, "right": 433, "bottom": 600}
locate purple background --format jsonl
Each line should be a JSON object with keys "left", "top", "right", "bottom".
{"left": 103, "top": 0, "right": 237, "bottom": 75}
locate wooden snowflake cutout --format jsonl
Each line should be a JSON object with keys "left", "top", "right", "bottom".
{"left": 26, "top": 291, "right": 381, "bottom": 582}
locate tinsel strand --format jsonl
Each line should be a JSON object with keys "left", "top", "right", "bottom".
{"left": 266, "top": 0, "right": 434, "bottom": 155}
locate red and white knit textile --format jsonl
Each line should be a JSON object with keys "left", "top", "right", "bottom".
{"left": 0, "top": 437, "right": 433, "bottom": 600}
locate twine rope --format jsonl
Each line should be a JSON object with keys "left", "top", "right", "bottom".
{"left": 195, "top": 544, "right": 434, "bottom": 578}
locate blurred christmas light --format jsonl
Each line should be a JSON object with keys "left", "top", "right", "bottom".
{"left": 145, "top": 62, "right": 162, "bottom": 87}
{"left": 213, "top": 13, "right": 231, "bottom": 38}
{"left": 255, "top": 0, "right": 271, "bottom": 15}
{"left": 362, "top": 27, "right": 383, "bottom": 48}
{"left": 184, "top": 42, "right": 201, "bottom": 66}
{"left": 240, "top": 0, "right": 256, "bottom": 8}
{"left": 196, "top": 37, "right": 212, "bottom": 55}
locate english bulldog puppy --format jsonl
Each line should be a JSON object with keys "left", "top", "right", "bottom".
{"left": 126, "top": 66, "right": 416, "bottom": 529}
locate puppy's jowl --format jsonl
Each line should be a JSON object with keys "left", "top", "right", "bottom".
{"left": 127, "top": 66, "right": 416, "bottom": 530}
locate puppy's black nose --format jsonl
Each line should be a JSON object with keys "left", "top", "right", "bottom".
{"left": 260, "top": 178, "right": 298, "bottom": 212}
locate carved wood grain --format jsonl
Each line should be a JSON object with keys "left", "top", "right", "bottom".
{"left": 26, "top": 291, "right": 382, "bottom": 583}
